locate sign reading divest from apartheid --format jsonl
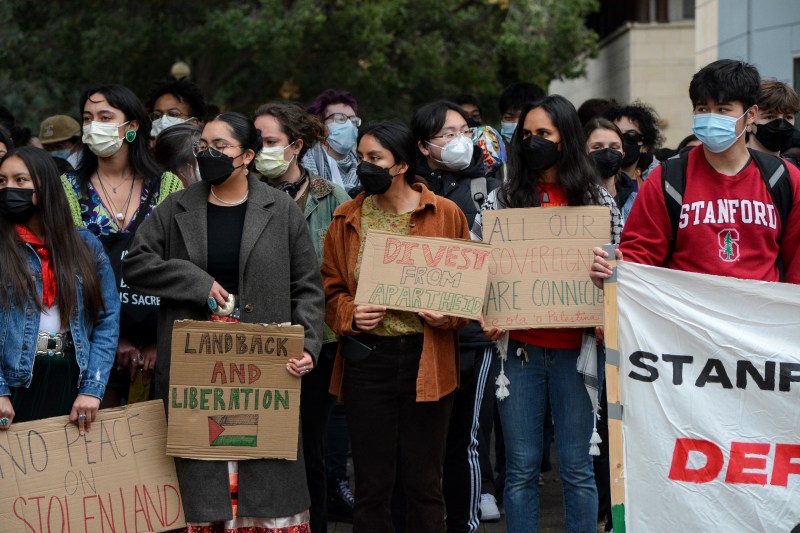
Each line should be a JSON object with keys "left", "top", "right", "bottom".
{"left": 354, "top": 230, "right": 493, "bottom": 320}
{"left": 168, "top": 320, "right": 304, "bottom": 460}
{"left": 480, "top": 206, "right": 610, "bottom": 328}
{"left": 616, "top": 262, "right": 800, "bottom": 531}
{"left": 0, "top": 401, "right": 185, "bottom": 533}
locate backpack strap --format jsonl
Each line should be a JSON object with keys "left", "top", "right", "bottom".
{"left": 661, "top": 150, "right": 690, "bottom": 263}
{"left": 748, "top": 148, "right": 792, "bottom": 240}
{"left": 470, "top": 177, "right": 488, "bottom": 212}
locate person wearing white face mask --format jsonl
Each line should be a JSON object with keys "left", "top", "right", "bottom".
{"left": 301, "top": 89, "right": 362, "bottom": 197}
{"left": 253, "top": 100, "right": 350, "bottom": 533}
{"left": 60, "top": 84, "right": 183, "bottom": 410}
{"left": 412, "top": 100, "right": 502, "bottom": 533}
{"left": 145, "top": 78, "right": 207, "bottom": 139}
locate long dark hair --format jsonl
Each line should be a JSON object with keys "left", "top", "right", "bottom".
{"left": 76, "top": 84, "right": 162, "bottom": 192}
{"left": 359, "top": 120, "right": 422, "bottom": 185}
{"left": 0, "top": 147, "right": 105, "bottom": 324}
{"left": 499, "top": 95, "right": 601, "bottom": 208}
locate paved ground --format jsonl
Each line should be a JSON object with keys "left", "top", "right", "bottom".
{"left": 328, "top": 446, "right": 566, "bottom": 532}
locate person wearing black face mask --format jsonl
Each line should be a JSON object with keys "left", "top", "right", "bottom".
{"left": 470, "top": 96, "right": 621, "bottom": 533}
{"left": 322, "top": 121, "right": 471, "bottom": 533}
{"left": 0, "top": 147, "right": 120, "bottom": 434}
{"left": 585, "top": 118, "right": 637, "bottom": 223}
{"left": 604, "top": 101, "right": 665, "bottom": 187}
{"left": 747, "top": 79, "right": 800, "bottom": 157}
{"left": 124, "top": 112, "right": 325, "bottom": 532}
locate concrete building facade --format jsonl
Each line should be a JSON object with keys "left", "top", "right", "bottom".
{"left": 549, "top": 0, "right": 800, "bottom": 149}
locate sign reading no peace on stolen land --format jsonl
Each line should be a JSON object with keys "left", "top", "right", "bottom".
{"left": 480, "top": 206, "right": 610, "bottom": 329}
{"left": 168, "top": 320, "right": 305, "bottom": 461}
{"left": 354, "top": 230, "right": 493, "bottom": 320}
{"left": 0, "top": 400, "right": 185, "bottom": 533}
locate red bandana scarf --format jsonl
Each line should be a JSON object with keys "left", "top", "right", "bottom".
{"left": 15, "top": 225, "right": 57, "bottom": 307}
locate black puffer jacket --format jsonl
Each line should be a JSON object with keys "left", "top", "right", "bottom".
{"left": 417, "top": 146, "right": 500, "bottom": 353}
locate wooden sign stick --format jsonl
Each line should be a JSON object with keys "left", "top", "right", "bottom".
{"left": 602, "top": 243, "right": 626, "bottom": 533}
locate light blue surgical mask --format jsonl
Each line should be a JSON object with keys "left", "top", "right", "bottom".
{"left": 327, "top": 121, "right": 358, "bottom": 155}
{"left": 692, "top": 108, "right": 749, "bottom": 153}
{"left": 49, "top": 149, "right": 71, "bottom": 160}
{"left": 500, "top": 121, "right": 517, "bottom": 143}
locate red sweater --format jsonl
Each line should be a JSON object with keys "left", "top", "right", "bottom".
{"left": 620, "top": 146, "right": 800, "bottom": 283}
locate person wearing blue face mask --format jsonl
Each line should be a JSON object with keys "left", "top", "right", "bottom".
{"left": 39, "top": 115, "right": 82, "bottom": 170}
{"left": 498, "top": 82, "right": 546, "bottom": 146}
{"left": 592, "top": 59, "right": 800, "bottom": 288}
{"left": 302, "top": 89, "right": 363, "bottom": 198}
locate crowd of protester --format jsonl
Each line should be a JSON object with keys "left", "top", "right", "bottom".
{"left": 0, "top": 57, "right": 798, "bottom": 533}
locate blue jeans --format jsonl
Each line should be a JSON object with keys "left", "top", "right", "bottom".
{"left": 496, "top": 340, "right": 598, "bottom": 533}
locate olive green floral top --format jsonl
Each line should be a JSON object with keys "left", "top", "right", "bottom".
{"left": 355, "top": 196, "right": 424, "bottom": 336}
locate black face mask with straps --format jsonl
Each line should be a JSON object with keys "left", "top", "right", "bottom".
{"left": 357, "top": 161, "right": 396, "bottom": 195}
{"left": 0, "top": 188, "right": 37, "bottom": 223}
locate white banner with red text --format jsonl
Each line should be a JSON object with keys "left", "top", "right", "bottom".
{"left": 617, "top": 261, "right": 800, "bottom": 532}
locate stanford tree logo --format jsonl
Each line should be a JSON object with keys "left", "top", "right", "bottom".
{"left": 718, "top": 229, "right": 740, "bottom": 262}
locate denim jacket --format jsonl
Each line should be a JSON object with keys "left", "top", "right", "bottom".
{"left": 0, "top": 229, "right": 120, "bottom": 398}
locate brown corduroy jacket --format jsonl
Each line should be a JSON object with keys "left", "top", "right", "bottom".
{"left": 322, "top": 182, "right": 471, "bottom": 402}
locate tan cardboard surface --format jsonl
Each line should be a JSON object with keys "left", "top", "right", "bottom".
{"left": 354, "top": 230, "right": 493, "bottom": 320}
{"left": 168, "top": 320, "right": 304, "bottom": 461}
{"left": 0, "top": 400, "right": 185, "bottom": 533}
{"left": 481, "top": 206, "right": 610, "bottom": 329}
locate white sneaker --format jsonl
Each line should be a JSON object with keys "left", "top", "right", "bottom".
{"left": 479, "top": 493, "right": 501, "bottom": 522}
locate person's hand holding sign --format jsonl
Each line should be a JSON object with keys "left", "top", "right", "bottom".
{"left": 479, "top": 316, "right": 505, "bottom": 341}
{"left": 354, "top": 304, "right": 386, "bottom": 331}
{"left": 418, "top": 310, "right": 448, "bottom": 328}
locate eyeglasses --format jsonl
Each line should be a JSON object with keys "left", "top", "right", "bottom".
{"left": 430, "top": 129, "right": 473, "bottom": 143}
{"left": 151, "top": 110, "right": 191, "bottom": 121}
{"left": 324, "top": 113, "right": 361, "bottom": 127}
{"left": 193, "top": 142, "right": 242, "bottom": 156}
{"left": 622, "top": 130, "right": 644, "bottom": 145}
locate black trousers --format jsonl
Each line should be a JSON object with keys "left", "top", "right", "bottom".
{"left": 343, "top": 334, "right": 453, "bottom": 533}
{"left": 301, "top": 343, "right": 338, "bottom": 533}
{"left": 442, "top": 346, "right": 494, "bottom": 532}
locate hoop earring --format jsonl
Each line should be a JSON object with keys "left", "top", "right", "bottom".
{"left": 125, "top": 130, "right": 137, "bottom": 143}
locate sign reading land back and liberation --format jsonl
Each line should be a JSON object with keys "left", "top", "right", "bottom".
{"left": 0, "top": 401, "right": 185, "bottom": 533}
{"left": 354, "top": 231, "right": 493, "bottom": 320}
{"left": 480, "top": 206, "right": 610, "bottom": 329}
{"left": 168, "top": 320, "right": 304, "bottom": 461}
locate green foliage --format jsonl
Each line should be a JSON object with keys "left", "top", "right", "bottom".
{"left": 0, "top": 0, "right": 599, "bottom": 129}
{"left": 496, "top": 0, "right": 600, "bottom": 88}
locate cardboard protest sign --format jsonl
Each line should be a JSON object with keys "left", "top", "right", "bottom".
{"left": 354, "top": 230, "right": 493, "bottom": 319}
{"left": 613, "top": 262, "right": 800, "bottom": 531}
{"left": 480, "top": 206, "right": 610, "bottom": 328}
{"left": 168, "top": 320, "right": 304, "bottom": 461}
{"left": 0, "top": 401, "right": 185, "bottom": 533}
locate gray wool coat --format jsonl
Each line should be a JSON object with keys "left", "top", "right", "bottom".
{"left": 123, "top": 174, "right": 324, "bottom": 523}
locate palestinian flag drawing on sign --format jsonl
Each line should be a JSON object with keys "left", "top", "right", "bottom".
{"left": 208, "top": 414, "right": 259, "bottom": 447}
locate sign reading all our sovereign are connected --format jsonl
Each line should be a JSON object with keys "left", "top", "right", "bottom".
{"left": 481, "top": 206, "right": 610, "bottom": 329}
